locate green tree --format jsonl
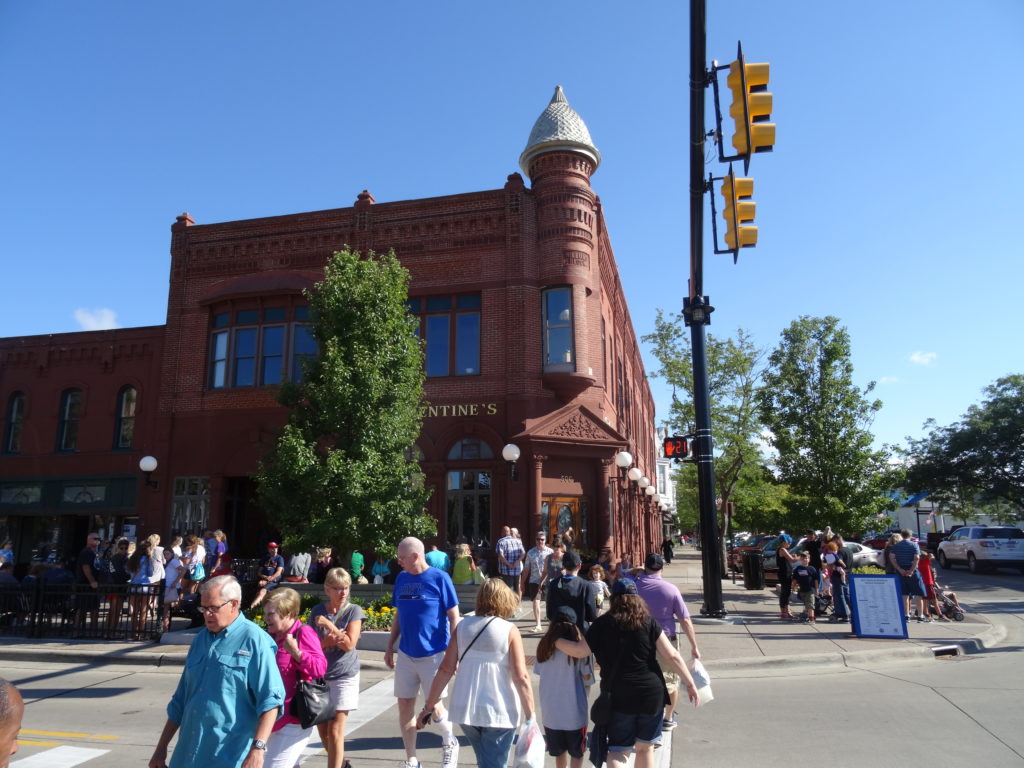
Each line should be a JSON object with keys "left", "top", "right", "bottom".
{"left": 905, "top": 374, "right": 1024, "bottom": 517}
{"left": 643, "top": 316, "right": 770, "bottom": 542}
{"left": 757, "top": 316, "right": 898, "bottom": 534}
{"left": 254, "top": 247, "right": 435, "bottom": 555}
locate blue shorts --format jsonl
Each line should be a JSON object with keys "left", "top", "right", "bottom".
{"left": 607, "top": 710, "right": 663, "bottom": 752}
{"left": 900, "top": 571, "right": 925, "bottom": 597}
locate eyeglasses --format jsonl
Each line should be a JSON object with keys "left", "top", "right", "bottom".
{"left": 199, "top": 600, "right": 234, "bottom": 616}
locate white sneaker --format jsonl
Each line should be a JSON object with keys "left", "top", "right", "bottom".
{"left": 402, "top": 761, "right": 421, "bottom": 768}
{"left": 440, "top": 738, "right": 459, "bottom": 768}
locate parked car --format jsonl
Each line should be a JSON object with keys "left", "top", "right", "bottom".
{"left": 936, "top": 526, "right": 1024, "bottom": 574}
{"left": 727, "top": 534, "right": 774, "bottom": 573}
{"left": 760, "top": 540, "right": 884, "bottom": 585}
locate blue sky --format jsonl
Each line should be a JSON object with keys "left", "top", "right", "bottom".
{"left": 2, "top": 1, "right": 1021, "bottom": 451}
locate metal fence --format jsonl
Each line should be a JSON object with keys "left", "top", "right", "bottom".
{"left": 0, "top": 582, "right": 164, "bottom": 641}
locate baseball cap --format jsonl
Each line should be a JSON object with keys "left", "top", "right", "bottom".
{"left": 611, "top": 577, "right": 638, "bottom": 596}
{"left": 554, "top": 606, "right": 578, "bottom": 624}
{"left": 562, "top": 550, "right": 582, "bottom": 569}
{"left": 267, "top": 542, "right": 279, "bottom": 548}
{"left": 644, "top": 553, "right": 665, "bottom": 571}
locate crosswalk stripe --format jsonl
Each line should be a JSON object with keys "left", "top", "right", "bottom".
{"left": 12, "top": 745, "right": 110, "bottom": 767}
{"left": 297, "top": 676, "right": 405, "bottom": 764}
{"left": 21, "top": 730, "right": 117, "bottom": 741}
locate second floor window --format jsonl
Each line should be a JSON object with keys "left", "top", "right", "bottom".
{"left": 407, "top": 295, "right": 481, "bottom": 377}
{"left": 543, "top": 287, "right": 574, "bottom": 372}
{"left": 114, "top": 386, "right": 137, "bottom": 449}
{"left": 57, "top": 389, "right": 82, "bottom": 452}
{"left": 4, "top": 392, "right": 25, "bottom": 454}
{"left": 209, "top": 306, "right": 315, "bottom": 389}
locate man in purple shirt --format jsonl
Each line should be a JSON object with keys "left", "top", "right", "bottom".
{"left": 634, "top": 553, "right": 701, "bottom": 730}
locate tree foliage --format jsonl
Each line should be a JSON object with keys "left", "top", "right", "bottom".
{"left": 905, "top": 374, "right": 1024, "bottom": 517}
{"left": 757, "top": 316, "right": 898, "bottom": 534}
{"left": 254, "top": 247, "right": 435, "bottom": 555}
{"left": 643, "top": 316, "right": 771, "bottom": 538}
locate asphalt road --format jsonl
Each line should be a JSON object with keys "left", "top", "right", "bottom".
{"left": 5, "top": 568, "right": 1022, "bottom": 768}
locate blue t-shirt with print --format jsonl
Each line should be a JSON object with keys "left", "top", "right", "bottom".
{"left": 392, "top": 567, "right": 458, "bottom": 658}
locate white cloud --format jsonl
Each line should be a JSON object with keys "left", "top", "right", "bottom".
{"left": 74, "top": 308, "right": 120, "bottom": 331}
{"left": 878, "top": 376, "right": 900, "bottom": 384}
{"left": 908, "top": 351, "right": 937, "bottom": 366}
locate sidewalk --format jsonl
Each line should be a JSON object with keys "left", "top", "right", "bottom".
{"left": 0, "top": 548, "right": 1001, "bottom": 671}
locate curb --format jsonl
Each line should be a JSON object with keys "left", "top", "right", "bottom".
{"left": 0, "top": 645, "right": 394, "bottom": 671}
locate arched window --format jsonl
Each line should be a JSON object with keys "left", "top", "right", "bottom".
{"left": 3, "top": 392, "right": 25, "bottom": 454}
{"left": 57, "top": 389, "right": 83, "bottom": 452}
{"left": 446, "top": 438, "right": 493, "bottom": 460}
{"left": 445, "top": 438, "right": 493, "bottom": 545}
{"left": 114, "top": 386, "right": 137, "bottom": 449}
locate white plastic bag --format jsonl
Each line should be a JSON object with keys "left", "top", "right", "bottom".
{"left": 689, "top": 658, "right": 714, "bottom": 706}
{"left": 373, "top": 574, "right": 384, "bottom": 584}
{"left": 513, "top": 718, "right": 545, "bottom": 768}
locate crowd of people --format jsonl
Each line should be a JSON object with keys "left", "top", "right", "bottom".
{"left": 127, "top": 528, "right": 703, "bottom": 768}
{"left": 771, "top": 526, "right": 963, "bottom": 624}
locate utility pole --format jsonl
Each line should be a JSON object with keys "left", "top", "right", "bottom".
{"left": 685, "top": 0, "right": 727, "bottom": 618}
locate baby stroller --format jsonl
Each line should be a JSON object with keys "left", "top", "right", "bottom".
{"left": 935, "top": 589, "right": 965, "bottom": 621}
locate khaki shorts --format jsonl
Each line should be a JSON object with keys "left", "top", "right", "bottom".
{"left": 656, "top": 633, "right": 681, "bottom": 694}
{"left": 394, "top": 650, "right": 448, "bottom": 700}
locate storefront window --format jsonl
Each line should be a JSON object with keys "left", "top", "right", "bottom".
{"left": 446, "top": 470, "right": 491, "bottom": 547}
{"left": 171, "top": 476, "right": 211, "bottom": 536}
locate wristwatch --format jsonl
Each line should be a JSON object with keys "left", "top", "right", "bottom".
{"left": 252, "top": 739, "right": 267, "bottom": 751}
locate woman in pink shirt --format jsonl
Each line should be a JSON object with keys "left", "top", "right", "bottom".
{"left": 263, "top": 587, "right": 328, "bottom": 767}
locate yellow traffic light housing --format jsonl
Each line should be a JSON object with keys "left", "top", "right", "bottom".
{"left": 712, "top": 166, "right": 757, "bottom": 261}
{"left": 721, "top": 166, "right": 757, "bottom": 250}
{"left": 713, "top": 41, "right": 775, "bottom": 172}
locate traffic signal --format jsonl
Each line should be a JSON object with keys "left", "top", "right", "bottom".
{"left": 663, "top": 435, "right": 690, "bottom": 460}
{"left": 726, "top": 46, "right": 775, "bottom": 157}
{"left": 720, "top": 166, "right": 757, "bottom": 251}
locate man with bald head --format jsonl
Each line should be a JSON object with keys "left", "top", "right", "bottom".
{"left": 385, "top": 537, "right": 461, "bottom": 768}
{"left": 0, "top": 679, "right": 24, "bottom": 768}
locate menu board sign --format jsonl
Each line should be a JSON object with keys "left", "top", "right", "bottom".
{"left": 850, "top": 575, "right": 908, "bottom": 639}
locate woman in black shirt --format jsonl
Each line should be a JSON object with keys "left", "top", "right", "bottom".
{"left": 585, "top": 578, "right": 698, "bottom": 768}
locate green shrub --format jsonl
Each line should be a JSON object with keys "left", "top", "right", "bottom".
{"left": 852, "top": 565, "right": 885, "bottom": 575}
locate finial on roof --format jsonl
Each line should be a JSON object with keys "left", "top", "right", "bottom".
{"left": 519, "top": 86, "right": 600, "bottom": 176}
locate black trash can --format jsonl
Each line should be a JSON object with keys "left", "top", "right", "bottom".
{"left": 742, "top": 550, "right": 765, "bottom": 590}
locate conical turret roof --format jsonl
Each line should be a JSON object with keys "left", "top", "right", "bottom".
{"left": 519, "top": 86, "right": 601, "bottom": 176}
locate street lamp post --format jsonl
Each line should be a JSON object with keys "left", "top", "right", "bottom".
{"left": 139, "top": 456, "right": 159, "bottom": 489}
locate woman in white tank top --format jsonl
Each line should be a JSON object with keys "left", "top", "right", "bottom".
{"left": 420, "top": 578, "right": 535, "bottom": 768}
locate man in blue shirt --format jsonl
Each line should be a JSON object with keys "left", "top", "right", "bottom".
{"left": 424, "top": 544, "right": 451, "bottom": 572}
{"left": 149, "top": 575, "right": 284, "bottom": 768}
{"left": 249, "top": 542, "right": 285, "bottom": 609}
{"left": 888, "top": 528, "right": 926, "bottom": 620}
{"left": 385, "top": 537, "right": 461, "bottom": 768}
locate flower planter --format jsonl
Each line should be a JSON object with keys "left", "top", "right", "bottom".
{"left": 357, "top": 630, "right": 391, "bottom": 652}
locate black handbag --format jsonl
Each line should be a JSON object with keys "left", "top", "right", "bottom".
{"left": 291, "top": 676, "right": 333, "bottom": 729}
{"left": 288, "top": 622, "right": 334, "bottom": 729}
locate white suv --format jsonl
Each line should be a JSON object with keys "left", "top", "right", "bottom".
{"left": 936, "top": 526, "right": 1024, "bottom": 574}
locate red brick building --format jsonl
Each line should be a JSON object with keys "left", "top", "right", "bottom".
{"left": 0, "top": 87, "right": 660, "bottom": 566}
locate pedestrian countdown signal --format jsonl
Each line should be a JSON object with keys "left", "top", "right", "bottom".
{"left": 663, "top": 435, "right": 691, "bottom": 461}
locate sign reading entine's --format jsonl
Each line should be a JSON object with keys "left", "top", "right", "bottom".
{"left": 422, "top": 402, "right": 498, "bottom": 418}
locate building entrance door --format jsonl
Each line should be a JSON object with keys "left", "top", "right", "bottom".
{"left": 541, "top": 496, "right": 588, "bottom": 547}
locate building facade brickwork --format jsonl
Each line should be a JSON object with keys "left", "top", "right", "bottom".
{"left": 0, "top": 87, "right": 661, "bottom": 569}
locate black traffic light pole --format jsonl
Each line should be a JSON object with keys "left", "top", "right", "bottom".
{"left": 686, "top": 0, "right": 727, "bottom": 618}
